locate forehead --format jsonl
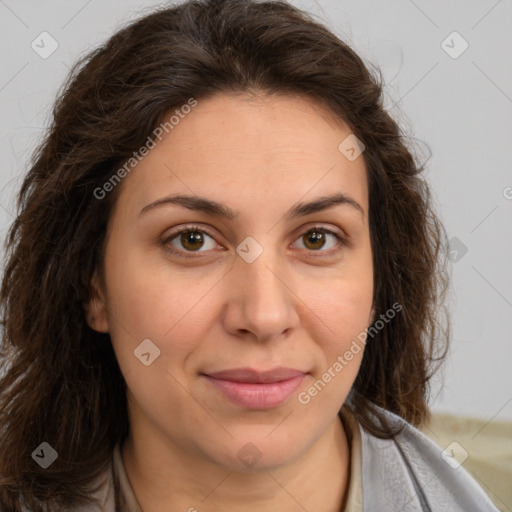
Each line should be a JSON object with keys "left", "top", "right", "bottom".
{"left": 115, "top": 92, "right": 368, "bottom": 221}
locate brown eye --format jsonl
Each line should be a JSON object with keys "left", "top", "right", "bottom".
{"left": 293, "top": 227, "right": 345, "bottom": 254}
{"left": 302, "top": 230, "right": 327, "bottom": 250}
{"left": 180, "top": 231, "right": 205, "bottom": 251}
{"left": 165, "top": 227, "right": 219, "bottom": 255}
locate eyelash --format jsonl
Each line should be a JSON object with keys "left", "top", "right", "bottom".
{"left": 163, "top": 224, "right": 347, "bottom": 259}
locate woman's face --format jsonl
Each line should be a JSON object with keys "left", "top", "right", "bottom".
{"left": 87, "top": 91, "right": 374, "bottom": 471}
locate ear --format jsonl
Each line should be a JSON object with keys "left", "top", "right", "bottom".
{"left": 84, "top": 271, "right": 109, "bottom": 333}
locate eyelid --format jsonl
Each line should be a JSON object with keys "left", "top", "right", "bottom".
{"left": 162, "top": 223, "right": 347, "bottom": 258}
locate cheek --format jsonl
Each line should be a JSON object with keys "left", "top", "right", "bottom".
{"left": 296, "top": 283, "right": 372, "bottom": 413}
{"left": 303, "top": 258, "right": 373, "bottom": 344}
{"left": 103, "top": 245, "right": 223, "bottom": 370}
{"left": 103, "top": 254, "right": 214, "bottom": 425}
{"left": 299, "top": 250, "right": 373, "bottom": 392}
{"left": 327, "top": 285, "right": 373, "bottom": 342}
{"left": 316, "top": 284, "right": 372, "bottom": 376}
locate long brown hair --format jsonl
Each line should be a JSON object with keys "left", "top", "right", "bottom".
{"left": 0, "top": 0, "right": 449, "bottom": 509}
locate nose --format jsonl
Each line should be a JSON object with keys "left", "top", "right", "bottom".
{"left": 221, "top": 245, "right": 300, "bottom": 342}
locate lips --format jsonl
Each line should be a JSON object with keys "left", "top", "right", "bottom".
{"left": 205, "top": 367, "right": 306, "bottom": 383}
{"left": 202, "top": 367, "right": 307, "bottom": 409}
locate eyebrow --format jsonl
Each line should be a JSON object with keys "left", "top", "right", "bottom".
{"left": 139, "top": 192, "right": 364, "bottom": 220}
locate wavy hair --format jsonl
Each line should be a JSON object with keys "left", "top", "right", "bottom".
{"left": 0, "top": 0, "right": 449, "bottom": 509}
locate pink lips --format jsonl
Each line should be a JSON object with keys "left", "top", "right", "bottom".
{"left": 203, "top": 367, "right": 307, "bottom": 409}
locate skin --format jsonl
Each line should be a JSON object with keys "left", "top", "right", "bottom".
{"left": 86, "top": 91, "right": 374, "bottom": 512}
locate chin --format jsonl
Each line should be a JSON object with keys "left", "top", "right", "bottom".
{"left": 201, "top": 429, "right": 310, "bottom": 473}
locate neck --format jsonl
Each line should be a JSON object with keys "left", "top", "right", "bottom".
{"left": 122, "top": 414, "right": 351, "bottom": 512}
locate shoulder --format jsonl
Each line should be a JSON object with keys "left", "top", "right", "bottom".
{"left": 356, "top": 406, "right": 499, "bottom": 512}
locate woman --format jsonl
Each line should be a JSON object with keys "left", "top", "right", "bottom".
{"left": 0, "top": 0, "right": 499, "bottom": 510}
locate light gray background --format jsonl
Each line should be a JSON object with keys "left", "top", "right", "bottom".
{"left": 1, "top": 0, "right": 511, "bottom": 421}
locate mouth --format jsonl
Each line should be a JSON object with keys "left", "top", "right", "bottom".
{"left": 201, "top": 367, "right": 307, "bottom": 410}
